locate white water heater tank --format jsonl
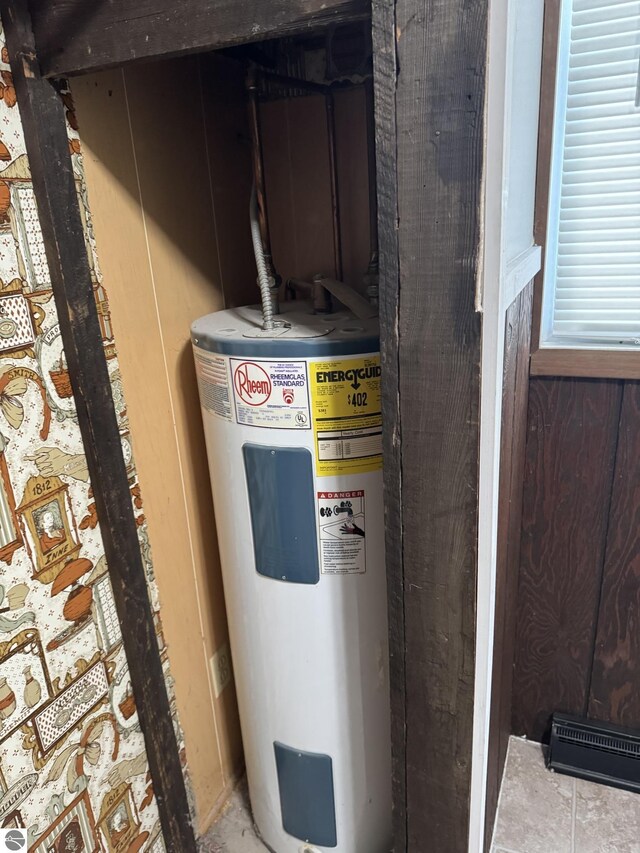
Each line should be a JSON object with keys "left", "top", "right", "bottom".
{"left": 192, "top": 301, "right": 391, "bottom": 853}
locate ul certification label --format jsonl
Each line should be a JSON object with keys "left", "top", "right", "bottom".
{"left": 230, "top": 359, "right": 310, "bottom": 429}
{"left": 311, "top": 355, "right": 382, "bottom": 476}
{"left": 318, "top": 490, "right": 365, "bottom": 574}
{"left": 194, "top": 351, "right": 232, "bottom": 421}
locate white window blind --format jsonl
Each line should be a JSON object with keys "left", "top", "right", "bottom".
{"left": 543, "top": 0, "right": 640, "bottom": 346}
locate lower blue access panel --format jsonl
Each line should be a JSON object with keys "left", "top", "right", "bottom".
{"left": 274, "top": 742, "right": 337, "bottom": 847}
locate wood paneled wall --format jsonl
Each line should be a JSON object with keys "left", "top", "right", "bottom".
{"left": 512, "top": 377, "right": 640, "bottom": 741}
{"left": 589, "top": 383, "right": 640, "bottom": 725}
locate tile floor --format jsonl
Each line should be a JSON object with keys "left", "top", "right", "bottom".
{"left": 200, "top": 737, "right": 640, "bottom": 852}
{"left": 492, "top": 737, "right": 640, "bottom": 853}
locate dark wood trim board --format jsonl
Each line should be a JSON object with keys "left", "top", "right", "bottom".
{"left": 0, "top": 2, "right": 197, "bottom": 850}
{"left": 484, "top": 281, "right": 534, "bottom": 850}
{"left": 530, "top": 0, "right": 560, "bottom": 354}
{"left": 373, "top": 0, "right": 486, "bottom": 848}
{"left": 28, "top": 0, "right": 370, "bottom": 78}
{"left": 371, "top": 0, "right": 405, "bottom": 847}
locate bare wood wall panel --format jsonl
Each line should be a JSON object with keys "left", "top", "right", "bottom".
{"left": 589, "top": 381, "right": 640, "bottom": 726}
{"left": 334, "top": 86, "right": 371, "bottom": 292}
{"left": 72, "top": 55, "right": 246, "bottom": 834}
{"left": 485, "top": 280, "right": 533, "bottom": 850}
{"left": 512, "top": 377, "right": 623, "bottom": 741}
{"left": 373, "top": 0, "right": 486, "bottom": 846}
{"left": 260, "top": 87, "right": 370, "bottom": 291}
{"left": 261, "top": 95, "right": 334, "bottom": 284}
{"left": 199, "top": 54, "right": 256, "bottom": 308}
{"left": 120, "top": 56, "right": 245, "bottom": 798}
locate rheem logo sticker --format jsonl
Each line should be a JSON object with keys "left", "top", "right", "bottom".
{"left": 229, "top": 358, "right": 311, "bottom": 429}
{"left": 233, "top": 362, "right": 271, "bottom": 406}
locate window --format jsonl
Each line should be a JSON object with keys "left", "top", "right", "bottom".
{"left": 540, "top": 0, "right": 640, "bottom": 351}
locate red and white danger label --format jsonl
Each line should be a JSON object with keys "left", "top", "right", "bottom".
{"left": 230, "top": 359, "right": 310, "bottom": 429}
{"left": 317, "top": 490, "right": 366, "bottom": 574}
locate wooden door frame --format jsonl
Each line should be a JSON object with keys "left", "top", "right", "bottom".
{"left": 2, "top": 0, "right": 489, "bottom": 849}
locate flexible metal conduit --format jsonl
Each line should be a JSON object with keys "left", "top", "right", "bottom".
{"left": 250, "top": 185, "right": 275, "bottom": 330}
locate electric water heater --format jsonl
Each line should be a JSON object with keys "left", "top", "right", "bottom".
{"left": 192, "top": 301, "right": 392, "bottom": 853}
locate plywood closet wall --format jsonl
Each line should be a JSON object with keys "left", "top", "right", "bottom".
{"left": 71, "top": 54, "right": 371, "bottom": 833}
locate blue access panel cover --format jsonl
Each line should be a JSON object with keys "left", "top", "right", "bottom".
{"left": 274, "top": 742, "right": 337, "bottom": 847}
{"left": 243, "top": 444, "right": 319, "bottom": 584}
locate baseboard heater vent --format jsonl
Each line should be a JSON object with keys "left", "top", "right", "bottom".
{"left": 548, "top": 713, "right": 640, "bottom": 793}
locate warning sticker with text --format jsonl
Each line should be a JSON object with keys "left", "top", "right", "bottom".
{"left": 194, "top": 351, "right": 232, "bottom": 421}
{"left": 318, "top": 490, "right": 366, "bottom": 575}
{"left": 230, "top": 359, "right": 311, "bottom": 429}
{"left": 310, "top": 355, "right": 382, "bottom": 475}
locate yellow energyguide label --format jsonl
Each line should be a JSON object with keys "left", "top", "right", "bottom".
{"left": 310, "top": 354, "right": 382, "bottom": 476}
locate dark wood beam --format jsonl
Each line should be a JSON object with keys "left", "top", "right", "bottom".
{"left": 0, "top": 2, "right": 197, "bottom": 850}
{"left": 371, "top": 0, "right": 405, "bottom": 847}
{"left": 28, "top": 0, "right": 370, "bottom": 78}
{"left": 373, "top": 0, "right": 486, "bottom": 848}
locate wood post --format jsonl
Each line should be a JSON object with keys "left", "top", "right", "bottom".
{"left": 373, "top": 0, "right": 487, "bottom": 848}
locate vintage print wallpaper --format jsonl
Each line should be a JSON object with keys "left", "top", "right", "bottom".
{"left": 0, "top": 23, "right": 186, "bottom": 852}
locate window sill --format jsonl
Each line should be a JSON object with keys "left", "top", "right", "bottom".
{"left": 530, "top": 348, "right": 640, "bottom": 380}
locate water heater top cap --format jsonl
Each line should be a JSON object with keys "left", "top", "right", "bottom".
{"left": 191, "top": 301, "right": 379, "bottom": 358}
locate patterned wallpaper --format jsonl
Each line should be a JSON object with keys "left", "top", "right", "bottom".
{"left": 0, "top": 23, "right": 184, "bottom": 853}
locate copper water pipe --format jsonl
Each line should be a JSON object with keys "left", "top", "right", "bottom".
{"left": 246, "top": 68, "right": 275, "bottom": 276}
{"left": 325, "top": 92, "right": 344, "bottom": 283}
